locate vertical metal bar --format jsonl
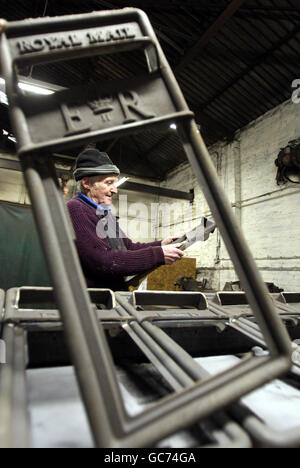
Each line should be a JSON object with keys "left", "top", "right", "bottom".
{"left": 138, "top": 10, "right": 291, "bottom": 358}
{"left": 19, "top": 154, "right": 126, "bottom": 447}
{"left": 178, "top": 121, "right": 291, "bottom": 356}
{"left": 0, "top": 325, "right": 31, "bottom": 448}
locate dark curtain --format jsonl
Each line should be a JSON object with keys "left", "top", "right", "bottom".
{"left": 0, "top": 202, "right": 50, "bottom": 290}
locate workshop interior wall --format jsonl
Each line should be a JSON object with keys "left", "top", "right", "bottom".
{"left": 0, "top": 153, "right": 30, "bottom": 204}
{"left": 0, "top": 98, "right": 299, "bottom": 292}
{"left": 160, "top": 99, "right": 300, "bottom": 292}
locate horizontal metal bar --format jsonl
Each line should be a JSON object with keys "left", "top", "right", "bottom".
{"left": 7, "top": 9, "right": 142, "bottom": 33}
{"left": 120, "top": 356, "right": 290, "bottom": 447}
{"left": 0, "top": 156, "right": 72, "bottom": 177}
{"left": 0, "top": 157, "right": 20, "bottom": 171}
{"left": 121, "top": 181, "right": 194, "bottom": 201}
{"left": 231, "top": 402, "right": 300, "bottom": 448}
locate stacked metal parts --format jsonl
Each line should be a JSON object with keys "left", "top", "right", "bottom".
{"left": 1, "top": 287, "right": 300, "bottom": 448}
{"left": 0, "top": 9, "right": 295, "bottom": 448}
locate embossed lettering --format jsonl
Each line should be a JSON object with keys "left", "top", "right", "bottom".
{"left": 121, "top": 27, "right": 136, "bottom": 39}
{"left": 87, "top": 27, "right": 136, "bottom": 45}
{"left": 16, "top": 28, "right": 135, "bottom": 56}
{"left": 44, "top": 34, "right": 82, "bottom": 50}
{"left": 17, "top": 39, "right": 44, "bottom": 54}
{"left": 69, "top": 34, "right": 82, "bottom": 47}
{"left": 60, "top": 104, "right": 90, "bottom": 136}
{"left": 44, "top": 36, "right": 70, "bottom": 49}
{"left": 17, "top": 34, "right": 82, "bottom": 55}
{"left": 100, "top": 113, "right": 112, "bottom": 122}
{"left": 106, "top": 29, "right": 123, "bottom": 42}
{"left": 87, "top": 31, "right": 105, "bottom": 44}
{"left": 17, "top": 40, "right": 35, "bottom": 54}
{"left": 88, "top": 95, "right": 114, "bottom": 123}
{"left": 88, "top": 96, "right": 114, "bottom": 115}
{"left": 118, "top": 91, "right": 155, "bottom": 123}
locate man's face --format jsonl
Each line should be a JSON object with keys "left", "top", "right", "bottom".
{"left": 83, "top": 174, "right": 118, "bottom": 205}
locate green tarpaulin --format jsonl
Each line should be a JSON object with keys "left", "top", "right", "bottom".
{"left": 0, "top": 202, "right": 51, "bottom": 290}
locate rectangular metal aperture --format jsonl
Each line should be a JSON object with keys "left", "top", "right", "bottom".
{"left": 0, "top": 9, "right": 292, "bottom": 448}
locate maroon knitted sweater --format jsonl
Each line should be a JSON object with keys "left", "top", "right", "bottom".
{"left": 67, "top": 196, "right": 164, "bottom": 290}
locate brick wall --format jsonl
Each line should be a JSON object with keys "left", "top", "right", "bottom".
{"left": 159, "top": 99, "right": 300, "bottom": 292}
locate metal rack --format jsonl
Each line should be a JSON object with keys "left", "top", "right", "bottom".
{"left": 1, "top": 287, "right": 300, "bottom": 447}
{"left": 0, "top": 9, "right": 292, "bottom": 447}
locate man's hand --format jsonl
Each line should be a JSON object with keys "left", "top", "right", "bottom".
{"left": 162, "top": 244, "right": 184, "bottom": 265}
{"left": 161, "top": 236, "right": 179, "bottom": 246}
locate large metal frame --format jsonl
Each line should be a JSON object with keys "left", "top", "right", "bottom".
{"left": 0, "top": 9, "right": 292, "bottom": 447}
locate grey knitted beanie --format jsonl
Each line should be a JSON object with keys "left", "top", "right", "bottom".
{"left": 74, "top": 149, "right": 120, "bottom": 181}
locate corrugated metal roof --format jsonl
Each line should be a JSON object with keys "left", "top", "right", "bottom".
{"left": 0, "top": 0, "right": 299, "bottom": 180}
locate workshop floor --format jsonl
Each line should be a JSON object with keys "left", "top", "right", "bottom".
{"left": 27, "top": 356, "right": 300, "bottom": 448}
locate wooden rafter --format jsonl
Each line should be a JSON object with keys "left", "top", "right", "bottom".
{"left": 175, "top": 0, "right": 247, "bottom": 74}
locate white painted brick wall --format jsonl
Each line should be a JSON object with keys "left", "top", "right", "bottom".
{"left": 0, "top": 152, "right": 30, "bottom": 204}
{"left": 159, "top": 99, "right": 300, "bottom": 292}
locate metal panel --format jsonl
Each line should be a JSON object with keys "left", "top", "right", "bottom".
{"left": 0, "top": 289, "right": 4, "bottom": 319}
{"left": 0, "top": 324, "right": 30, "bottom": 448}
{"left": 0, "top": 9, "right": 292, "bottom": 448}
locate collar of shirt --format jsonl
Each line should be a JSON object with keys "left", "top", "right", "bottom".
{"left": 77, "top": 192, "right": 111, "bottom": 216}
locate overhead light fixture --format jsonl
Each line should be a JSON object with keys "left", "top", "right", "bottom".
{"left": 170, "top": 123, "right": 177, "bottom": 130}
{"left": 8, "top": 135, "right": 17, "bottom": 143}
{"left": 115, "top": 177, "right": 130, "bottom": 188}
{"left": 18, "top": 82, "right": 54, "bottom": 95}
{"left": 2, "top": 129, "right": 16, "bottom": 143}
{"left": 0, "top": 90, "right": 8, "bottom": 105}
{"left": 0, "top": 76, "right": 61, "bottom": 101}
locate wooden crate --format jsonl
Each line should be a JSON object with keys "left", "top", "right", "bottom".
{"left": 128, "top": 258, "right": 196, "bottom": 291}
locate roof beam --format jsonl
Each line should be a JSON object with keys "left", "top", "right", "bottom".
{"left": 174, "top": 0, "right": 247, "bottom": 75}
{"left": 193, "top": 23, "right": 300, "bottom": 115}
{"left": 0, "top": 157, "right": 72, "bottom": 177}
{"left": 120, "top": 181, "right": 194, "bottom": 202}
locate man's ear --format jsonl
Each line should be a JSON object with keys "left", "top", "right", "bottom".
{"left": 81, "top": 177, "right": 90, "bottom": 190}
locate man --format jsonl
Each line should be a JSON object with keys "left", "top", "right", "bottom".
{"left": 67, "top": 148, "right": 183, "bottom": 290}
